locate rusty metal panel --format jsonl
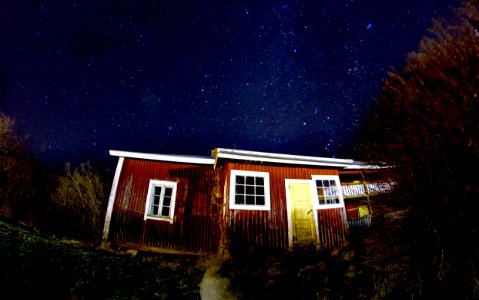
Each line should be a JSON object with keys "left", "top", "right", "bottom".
{"left": 109, "top": 158, "right": 218, "bottom": 253}
{"left": 223, "top": 161, "right": 345, "bottom": 249}
{"left": 348, "top": 217, "right": 372, "bottom": 231}
{"left": 316, "top": 208, "right": 349, "bottom": 249}
{"left": 110, "top": 157, "right": 351, "bottom": 253}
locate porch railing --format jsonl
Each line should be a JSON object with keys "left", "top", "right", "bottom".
{"left": 341, "top": 182, "right": 394, "bottom": 198}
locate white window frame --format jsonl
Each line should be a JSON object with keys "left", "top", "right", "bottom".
{"left": 229, "top": 170, "right": 271, "bottom": 210}
{"left": 144, "top": 180, "right": 177, "bottom": 223}
{"left": 311, "top": 175, "right": 344, "bottom": 209}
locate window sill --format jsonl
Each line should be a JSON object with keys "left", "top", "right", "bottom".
{"left": 144, "top": 215, "right": 174, "bottom": 224}
{"left": 315, "top": 204, "right": 344, "bottom": 210}
{"left": 229, "top": 204, "right": 270, "bottom": 211}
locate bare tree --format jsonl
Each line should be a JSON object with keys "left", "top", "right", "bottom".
{"left": 50, "top": 162, "right": 106, "bottom": 241}
{"left": 360, "top": 1, "right": 479, "bottom": 297}
{"left": 0, "top": 113, "right": 22, "bottom": 172}
{"left": 0, "top": 112, "right": 48, "bottom": 223}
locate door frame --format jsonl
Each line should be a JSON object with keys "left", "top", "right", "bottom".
{"left": 285, "top": 179, "right": 319, "bottom": 248}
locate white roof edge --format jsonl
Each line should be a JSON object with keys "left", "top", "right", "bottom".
{"left": 109, "top": 150, "right": 215, "bottom": 165}
{"left": 343, "top": 164, "right": 386, "bottom": 170}
{"left": 216, "top": 153, "right": 360, "bottom": 168}
{"left": 214, "top": 148, "right": 363, "bottom": 167}
{"left": 108, "top": 148, "right": 383, "bottom": 169}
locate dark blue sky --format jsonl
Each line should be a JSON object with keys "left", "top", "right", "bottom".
{"left": 0, "top": 0, "right": 458, "bottom": 168}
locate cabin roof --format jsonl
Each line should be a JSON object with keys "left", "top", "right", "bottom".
{"left": 212, "top": 148, "right": 371, "bottom": 169}
{"left": 110, "top": 148, "right": 380, "bottom": 169}
{"left": 109, "top": 150, "right": 215, "bottom": 165}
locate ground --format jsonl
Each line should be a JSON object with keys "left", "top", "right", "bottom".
{"left": 0, "top": 215, "right": 410, "bottom": 299}
{"left": 0, "top": 216, "right": 205, "bottom": 299}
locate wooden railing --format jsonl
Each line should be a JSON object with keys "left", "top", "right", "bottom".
{"left": 341, "top": 182, "right": 394, "bottom": 198}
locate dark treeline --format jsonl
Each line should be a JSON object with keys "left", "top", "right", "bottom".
{"left": 360, "top": 0, "right": 479, "bottom": 297}
{"left": 0, "top": 112, "right": 108, "bottom": 242}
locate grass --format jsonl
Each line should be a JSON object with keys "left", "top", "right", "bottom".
{"left": 0, "top": 216, "right": 205, "bottom": 299}
{"left": 0, "top": 214, "right": 415, "bottom": 299}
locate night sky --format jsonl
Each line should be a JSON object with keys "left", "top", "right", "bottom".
{"left": 0, "top": 0, "right": 458, "bottom": 168}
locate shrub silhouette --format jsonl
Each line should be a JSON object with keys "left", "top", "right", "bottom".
{"left": 360, "top": 1, "right": 479, "bottom": 297}
{"left": 50, "top": 162, "right": 106, "bottom": 242}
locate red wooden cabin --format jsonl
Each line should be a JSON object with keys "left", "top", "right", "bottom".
{"left": 102, "top": 148, "right": 388, "bottom": 254}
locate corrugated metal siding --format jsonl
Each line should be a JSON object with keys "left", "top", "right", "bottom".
{"left": 223, "top": 161, "right": 348, "bottom": 250}
{"left": 109, "top": 158, "right": 218, "bottom": 253}
{"left": 348, "top": 217, "right": 373, "bottom": 232}
{"left": 316, "top": 208, "right": 349, "bottom": 249}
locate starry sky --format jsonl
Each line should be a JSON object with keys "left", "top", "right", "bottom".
{"left": 0, "top": 0, "right": 458, "bottom": 168}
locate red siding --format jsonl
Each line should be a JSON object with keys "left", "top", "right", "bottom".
{"left": 108, "top": 158, "right": 218, "bottom": 253}
{"left": 346, "top": 202, "right": 361, "bottom": 219}
{"left": 316, "top": 208, "right": 349, "bottom": 249}
{"left": 108, "top": 157, "right": 351, "bottom": 253}
{"left": 222, "top": 161, "right": 349, "bottom": 250}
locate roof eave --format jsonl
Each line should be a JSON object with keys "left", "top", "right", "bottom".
{"left": 109, "top": 150, "right": 215, "bottom": 165}
{"left": 212, "top": 148, "right": 368, "bottom": 168}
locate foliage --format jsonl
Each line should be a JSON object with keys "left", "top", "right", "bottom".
{"left": 360, "top": 0, "right": 479, "bottom": 297}
{"left": 0, "top": 210, "right": 435, "bottom": 300}
{"left": 0, "top": 216, "right": 204, "bottom": 299}
{"left": 50, "top": 161, "right": 106, "bottom": 242}
{"left": 0, "top": 112, "right": 49, "bottom": 223}
{"left": 0, "top": 112, "right": 22, "bottom": 158}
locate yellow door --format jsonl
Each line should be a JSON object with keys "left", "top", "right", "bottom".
{"left": 289, "top": 183, "right": 316, "bottom": 246}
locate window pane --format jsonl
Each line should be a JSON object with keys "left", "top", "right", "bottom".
{"left": 231, "top": 173, "right": 269, "bottom": 208}
{"left": 324, "top": 187, "right": 331, "bottom": 196}
{"left": 256, "top": 177, "right": 264, "bottom": 186}
{"left": 236, "top": 185, "right": 244, "bottom": 194}
{"left": 236, "top": 176, "right": 244, "bottom": 184}
{"left": 153, "top": 195, "right": 161, "bottom": 206}
{"left": 163, "top": 196, "right": 171, "bottom": 206}
{"left": 314, "top": 177, "right": 341, "bottom": 206}
{"left": 256, "top": 186, "right": 264, "bottom": 196}
{"left": 331, "top": 187, "right": 339, "bottom": 196}
{"left": 256, "top": 196, "right": 265, "bottom": 205}
{"left": 154, "top": 186, "right": 162, "bottom": 196}
{"left": 317, "top": 188, "right": 324, "bottom": 197}
{"left": 164, "top": 187, "right": 172, "bottom": 197}
{"left": 161, "top": 207, "right": 170, "bottom": 216}
{"left": 152, "top": 205, "right": 159, "bottom": 215}
{"left": 235, "top": 195, "right": 245, "bottom": 205}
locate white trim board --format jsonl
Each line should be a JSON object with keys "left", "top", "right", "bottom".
{"left": 229, "top": 170, "right": 271, "bottom": 211}
{"left": 109, "top": 148, "right": 382, "bottom": 169}
{"left": 217, "top": 152, "right": 356, "bottom": 168}
{"left": 311, "top": 175, "right": 345, "bottom": 210}
{"left": 109, "top": 150, "right": 215, "bottom": 165}
{"left": 102, "top": 156, "right": 124, "bottom": 240}
{"left": 144, "top": 180, "right": 178, "bottom": 224}
{"left": 214, "top": 148, "right": 373, "bottom": 168}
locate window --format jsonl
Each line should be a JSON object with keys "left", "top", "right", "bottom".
{"left": 144, "top": 180, "right": 177, "bottom": 223}
{"left": 312, "top": 175, "right": 344, "bottom": 209}
{"left": 229, "top": 170, "right": 271, "bottom": 210}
